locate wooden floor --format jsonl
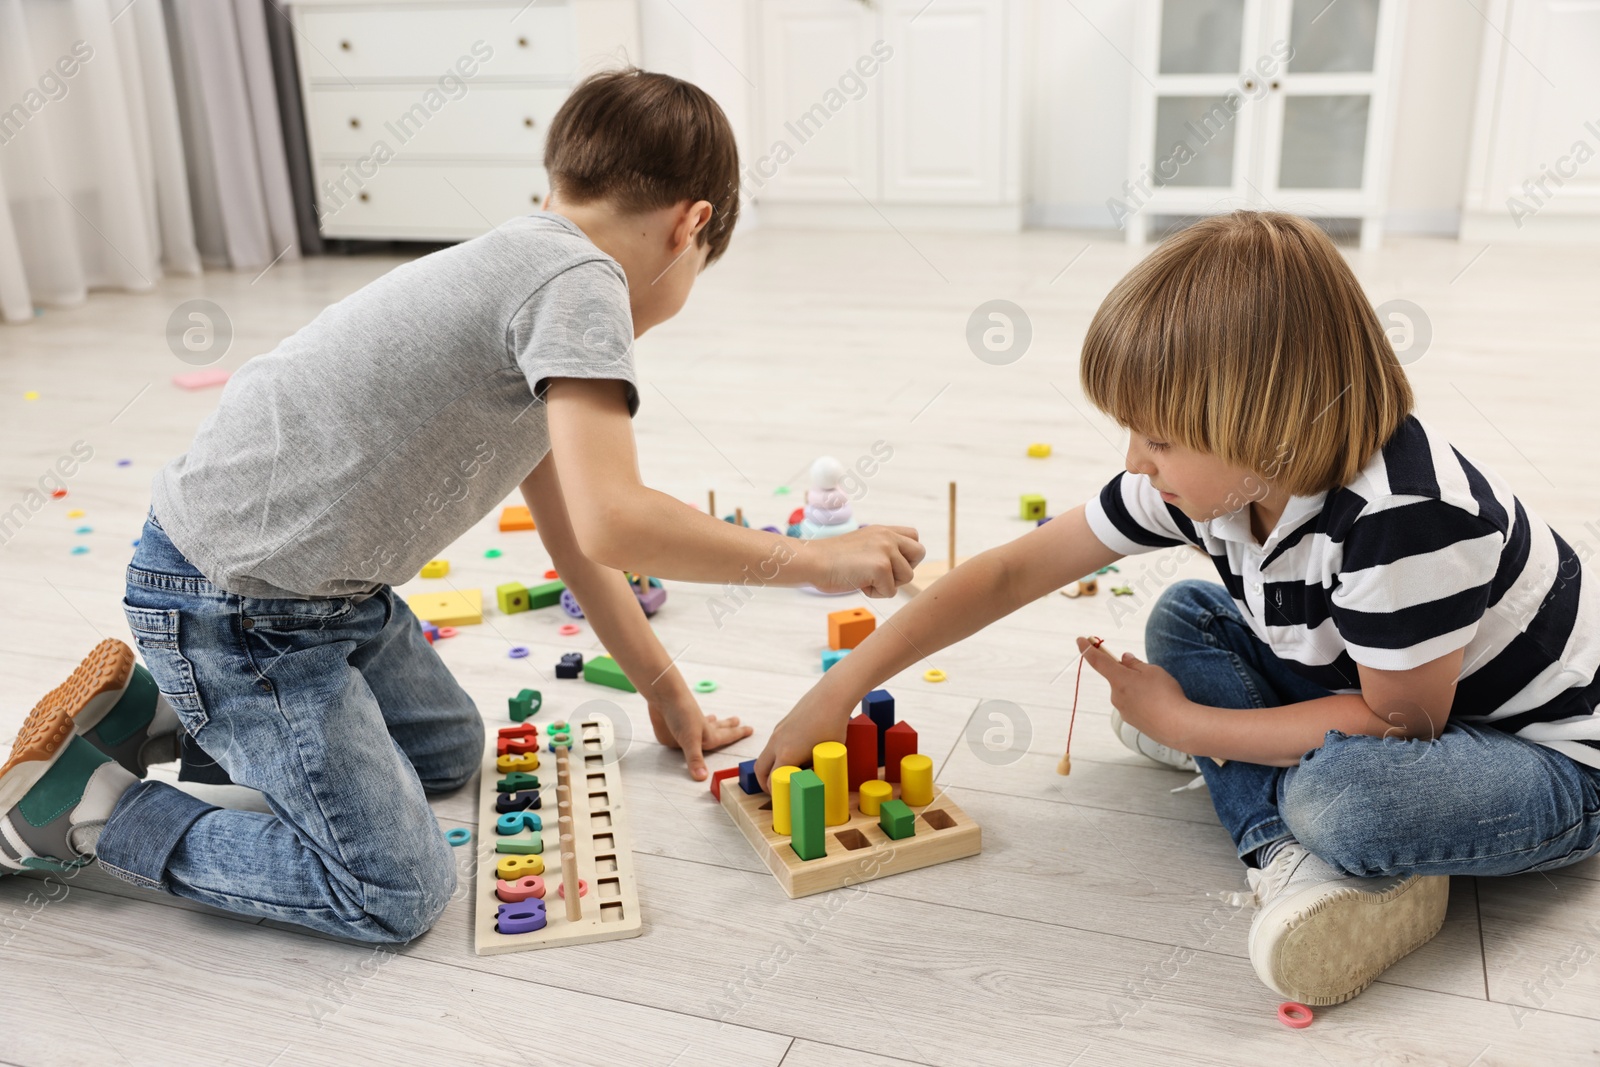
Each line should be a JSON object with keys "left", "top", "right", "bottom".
{"left": 3, "top": 225, "right": 1600, "bottom": 1066}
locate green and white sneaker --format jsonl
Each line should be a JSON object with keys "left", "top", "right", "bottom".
{"left": 46, "top": 639, "right": 181, "bottom": 777}
{"left": 1110, "top": 707, "right": 1198, "bottom": 772}
{"left": 1245, "top": 842, "right": 1449, "bottom": 1005}
{"left": 1, "top": 704, "right": 137, "bottom": 874}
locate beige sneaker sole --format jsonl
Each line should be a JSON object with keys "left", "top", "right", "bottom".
{"left": 1250, "top": 872, "right": 1450, "bottom": 1006}
{"left": 43, "top": 638, "right": 137, "bottom": 735}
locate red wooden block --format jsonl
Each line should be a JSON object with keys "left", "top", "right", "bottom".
{"left": 884, "top": 721, "right": 918, "bottom": 784}
{"left": 709, "top": 765, "right": 741, "bottom": 801}
{"left": 497, "top": 736, "right": 540, "bottom": 756}
{"left": 498, "top": 723, "right": 539, "bottom": 740}
{"left": 846, "top": 714, "right": 879, "bottom": 790}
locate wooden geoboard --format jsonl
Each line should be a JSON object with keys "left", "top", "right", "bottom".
{"left": 473, "top": 717, "right": 642, "bottom": 954}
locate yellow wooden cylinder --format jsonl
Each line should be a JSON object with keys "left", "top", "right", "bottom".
{"left": 858, "top": 779, "right": 892, "bottom": 816}
{"left": 900, "top": 754, "right": 934, "bottom": 806}
{"left": 771, "top": 765, "right": 799, "bottom": 835}
{"left": 813, "top": 741, "right": 849, "bottom": 826}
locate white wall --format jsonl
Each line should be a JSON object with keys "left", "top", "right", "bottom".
{"left": 640, "top": 0, "right": 1483, "bottom": 237}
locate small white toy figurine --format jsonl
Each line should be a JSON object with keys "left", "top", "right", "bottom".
{"left": 797, "top": 456, "right": 860, "bottom": 541}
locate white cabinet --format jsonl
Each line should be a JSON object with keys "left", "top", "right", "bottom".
{"left": 1125, "top": 0, "right": 1404, "bottom": 250}
{"left": 1461, "top": 0, "right": 1600, "bottom": 242}
{"left": 288, "top": 0, "right": 639, "bottom": 241}
{"left": 751, "top": 0, "right": 1023, "bottom": 229}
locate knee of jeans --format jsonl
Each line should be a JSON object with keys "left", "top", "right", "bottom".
{"left": 1280, "top": 736, "right": 1412, "bottom": 873}
{"left": 1144, "top": 579, "right": 1226, "bottom": 663}
{"left": 358, "top": 842, "right": 458, "bottom": 943}
{"left": 421, "top": 714, "right": 485, "bottom": 794}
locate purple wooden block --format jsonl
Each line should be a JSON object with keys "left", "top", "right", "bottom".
{"left": 496, "top": 899, "right": 547, "bottom": 934}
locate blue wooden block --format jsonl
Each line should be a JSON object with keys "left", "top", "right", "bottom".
{"left": 863, "top": 689, "right": 895, "bottom": 763}
{"left": 555, "top": 652, "right": 583, "bottom": 679}
{"left": 496, "top": 811, "right": 543, "bottom": 835}
{"left": 822, "top": 648, "right": 850, "bottom": 672}
{"left": 739, "top": 758, "right": 761, "bottom": 794}
{"left": 496, "top": 790, "right": 540, "bottom": 813}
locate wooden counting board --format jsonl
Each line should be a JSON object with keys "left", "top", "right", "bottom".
{"left": 720, "top": 777, "right": 981, "bottom": 898}
{"left": 474, "top": 717, "right": 642, "bottom": 954}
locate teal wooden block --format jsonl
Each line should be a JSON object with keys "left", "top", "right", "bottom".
{"left": 789, "top": 769, "right": 826, "bottom": 861}
{"left": 822, "top": 648, "right": 851, "bottom": 672}
{"left": 495, "top": 833, "right": 543, "bottom": 855}
{"left": 879, "top": 798, "right": 915, "bottom": 840}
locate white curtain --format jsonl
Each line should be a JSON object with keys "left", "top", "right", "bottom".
{"left": 162, "top": 0, "right": 300, "bottom": 273}
{"left": 0, "top": 0, "right": 200, "bottom": 325}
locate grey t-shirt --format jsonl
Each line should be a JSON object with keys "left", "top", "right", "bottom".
{"left": 152, "top": 212, "right": 637, "bottom": 599}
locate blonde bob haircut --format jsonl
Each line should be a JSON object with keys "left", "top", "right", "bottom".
{"left": 1080, "top": 210, "right": 1414, "bottom": 497}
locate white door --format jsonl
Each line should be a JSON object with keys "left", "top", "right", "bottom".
{"left": 754, "top": 1, "right": 881, "bottom": 202}
{"left": 879, "top": 0, "right": 1006, "bottom": 203}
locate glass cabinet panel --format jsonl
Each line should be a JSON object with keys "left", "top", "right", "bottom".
{"left": 1158, "top": 0, "right": 1245, "bottom": 74}
{"left": 1153, "top": 95, "right": 1239, "bottom": 187}
{"left": 1287, "top": 0, "right": 1379, "bottom": 72}
{"left": 1278, "top": 95, "right": 1369, "bottom": 187}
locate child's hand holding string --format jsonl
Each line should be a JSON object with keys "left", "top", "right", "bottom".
{"left": 1074, "top": 636, "right": 1194, "bottom": 754}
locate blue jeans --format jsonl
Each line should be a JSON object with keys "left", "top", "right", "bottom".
{"left": 100, "top": 511, "right": 484, "bottom": 942}
{"left": 1145, "top": 579, "right": 1600, "bottom": 878}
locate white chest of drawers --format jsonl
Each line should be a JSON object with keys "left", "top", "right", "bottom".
{"left": 288, "top": 0, "right": 639, "bottom": 240}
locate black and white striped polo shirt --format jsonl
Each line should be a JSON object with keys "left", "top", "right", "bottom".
{"left": 1084, "top": 413, "right": 1600, "bottom": 767}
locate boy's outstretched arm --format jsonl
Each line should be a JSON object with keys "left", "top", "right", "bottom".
{"left": 521, "top": 457, "right": 752, "bottom": 780}
{"left": 545, "top": 378, "right": 924, "bottom": 594}
{"left": 754, "top": 504, "right": 1123, "bottom": 787}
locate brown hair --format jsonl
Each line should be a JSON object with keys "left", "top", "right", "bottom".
{"left": 1080, "top": 211, "right": 1414, "bottom": 496}
{"left": 544, "top": 67, "right": 740, "bottom": 264}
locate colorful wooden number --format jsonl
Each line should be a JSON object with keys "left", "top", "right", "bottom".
{"left": 497, "top": 854, "right": 545, "bottom": 880}
{"left": 496, "top": 772, "right": 540, "bottom": 793}
{"left": 496, "top": 899, "right": 547, "bottom": 934}
{"left": 497, "top": 752, "right": 540, "bottom": 773}
{"left": 499, "top": 723, "right": 540, "bottom": 740}
{"left": 497, "top": 735, "right": 540, "bottom": 756}
{"left": 496, "top": 811, "right": 543, "bottom": 835}
{"left": 496, "top": 876, "right": 546, "bottom": 903}
{"left": 496, "top": 790, "right": 540, "bottom": 813}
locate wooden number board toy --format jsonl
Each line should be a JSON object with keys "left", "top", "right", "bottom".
{"left": 718, "top": 689, "right": 981, "bottom": 897}
{"left": 475, "top": 714, "right": 642, "bottom": 954}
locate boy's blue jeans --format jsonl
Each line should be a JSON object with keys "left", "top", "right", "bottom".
{"left": 98, "top": 511, "right": 484, "bottom": 942}
{"left": 1147, "top": 579, "right": 1600, "bottom": 878}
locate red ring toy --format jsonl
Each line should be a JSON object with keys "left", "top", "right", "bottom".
{"left": 559, "top": 623, "right": 580, "bottom": 636}
{"left": 544, "top": 569, "right": 559, "bottom": 580}
{"left": 1277, "top": 1001, "right": 1313, "bottom": 1029}
{"left": 437, "top": 627, "right": 458, "bottom": 639}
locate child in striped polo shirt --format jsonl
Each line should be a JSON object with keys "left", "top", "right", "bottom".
{"left": 757, "top": 210, "right": 1600, "bottom": 1006}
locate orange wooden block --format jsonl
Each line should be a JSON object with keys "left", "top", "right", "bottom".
{"left": 828, "top": 608, "right": 876, "bottom": 651}
{"left": 498, "top": 505, "right": 536, "bottom": 532}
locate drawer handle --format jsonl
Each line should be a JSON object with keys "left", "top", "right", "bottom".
{"left": 517, "top": 36, "right": 529, "bottom": 47}
{"left": 523, "top": 117, "right": 535, "bottom": 128}
{"left": 339, "top": 39, "right": 352, "bottom": 51}
{"left": 358, "top": 191, "right": 370, "bottom": 202}
{"left": 531, "top": 192, "right": 543, "bottom": 204}
{"left": 349, "top": 117, "right": 361, "bottom": 129}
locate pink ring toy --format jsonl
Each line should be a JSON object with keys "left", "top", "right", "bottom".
{"left": 1277, "top": 1002, "right": 1313, "bottom": 1029}
{"left": 559, "top": 623, "right": 580, "bottom": 636}
{"left": 437, "top": 627, "right": 458, "bottom": 639}
{"left": 557, "top": 878, "right": 588, "bottom": 899}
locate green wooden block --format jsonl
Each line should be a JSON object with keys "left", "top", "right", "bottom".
{"left": 496, "top": 772, "right": 540, "bottom": 792}
{"left": 789, "top": 769, "right": 826, "bottom": 861}
{"left": 496, "top": 582, "right": 530, "bottom": 615}
{"left": 527, "top": 579, "right": 566, "bottom": 609}
{"left": 508, "top": 688, "right": 541, "bottom": 721}
{"left": 879, "top": 798, "right": 915, "bottom": 840}
{"left": 495, "top": 834, "right": 543, "bottom": 855}
{"left": 582, "top": 654, "right": 637, "bottom": 693}
{"left": 1019, "top": 494, "right": 1047, "bottom": 521}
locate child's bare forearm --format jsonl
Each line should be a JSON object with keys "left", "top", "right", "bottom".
{"left": 1187, "top": 695, "right": 1395, "bottom": 766}
{"left": 591, "top": 487, "right": 808, "bottom": 585}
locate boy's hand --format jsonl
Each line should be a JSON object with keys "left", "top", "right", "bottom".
{"left": 802, "top": 526, "right": 925, "bottom": 597}
{"left": 648, "top": 687, "right": 753, "bottom": 781}
{"left": 1075, "top": 636, "right": 1193, "bottom": 751}
{"left": 753, "top": 685, "right": 853, "bottom": 790}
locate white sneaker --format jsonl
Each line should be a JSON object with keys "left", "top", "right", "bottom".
{"left": 1109, "top": 708, "right": 1197, "bottom": 772}
{"left": 1245, "top": 843, "right": 1449, "bottom": 1006}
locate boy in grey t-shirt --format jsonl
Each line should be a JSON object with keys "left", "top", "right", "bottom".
{"left": 0, "top": 69, "right": 924, "bottom": 942}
